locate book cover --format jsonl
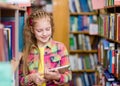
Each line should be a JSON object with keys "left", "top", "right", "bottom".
{"left": 2, "top": 20, "right": 15, "bottom": 58}
{"left": 74, "top": 0, "right": 81, "bottom": 12}
{"left": 0, "top": 24, "right": 6, "bottom": 61}
{"left": 4, "top": 27, "right": 12, "bottom": 61}
{"left": 18, "top": 16, "right": 24, "bottom": 52}
{"left": 79, "top": 0, "right": 90, "bottom": 12}
{"left": 91, "top": 0, "right": 105, "bottom": 10}
{"left": 114, "top": 0, "right": 120, "bottom": 5}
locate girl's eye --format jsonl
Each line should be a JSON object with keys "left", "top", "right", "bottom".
{"left": 46, "top": 27, "right": 51, "bottom": 31}
{"left": 36, "top": 29, "right": 42, "bottom": 32}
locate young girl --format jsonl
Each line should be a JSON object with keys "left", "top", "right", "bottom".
{"left": 19, "top": 10, "right": 72, "bottom": 86}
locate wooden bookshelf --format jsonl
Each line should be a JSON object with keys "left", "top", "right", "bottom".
{"left": 69, "top": 0, "right": 99, "bottom": 85}
{"left": 53, "top": 0, "right": 69, "bottom": 50}
{"left": 95, "top": 4, "right": 120, "bottom": 86}
{"left": 0, "top": 2, "right": 26, "bottom": 86}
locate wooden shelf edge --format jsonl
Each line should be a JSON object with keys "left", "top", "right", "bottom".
{"left": 97, "top": 34, "right": 120, "bottom": 44}
{"left": 72, "top": 69, "right": 96, "bottom": 73}
{"left": 0, "top": 2, "right": 26, "bottom": 11}
{"left": 70, "top": 11, "right": 98, "bottom": 15}
{"left": 69, "top": 50, "right": 98, "bottom": 53}
{"left": 70, "top": 31, "right": 98, "bottom": 36}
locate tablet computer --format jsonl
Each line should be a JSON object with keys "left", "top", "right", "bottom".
{"left": 50, "top": 65, "right": 70, "bottom": 73}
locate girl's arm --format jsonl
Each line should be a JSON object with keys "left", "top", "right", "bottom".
{"left": 19, "top": 55, "right": 46, "bottom": 86}
{"left": 54, "top": 43, "right": 72, "bottom": 85}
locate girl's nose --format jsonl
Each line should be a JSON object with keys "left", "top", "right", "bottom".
{"left": 43, "top": 30, "right": 47, "bottom": 35}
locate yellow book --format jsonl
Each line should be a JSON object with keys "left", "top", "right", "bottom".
{"left": 38, "top": 47, "right": 46, "bottom": 86}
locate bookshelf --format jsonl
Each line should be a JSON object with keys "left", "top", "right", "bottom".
{"left": 52, "top": 0, "right": 69, "bottom": 50}
{"left": 69, "top": 0, "right": 100, "bottom": 86}
{"left": 96, "top": 5, "right": 120, "bottom": 85}
{"left": 0, "top": 2, "right": 26, "bottom": 86}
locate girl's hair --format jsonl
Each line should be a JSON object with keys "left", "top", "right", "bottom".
{"left": 22, "top": 9, "right": 54, "bottom": 75}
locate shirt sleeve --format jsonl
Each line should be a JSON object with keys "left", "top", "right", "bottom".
{"left": 55, "top": 43, "right": 72, "bottom": 84}
{"left": 19, "top": 59, "right": 35, "bottom": 86}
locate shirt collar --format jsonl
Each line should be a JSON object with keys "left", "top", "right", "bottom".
{"left": 30, "top": 39, "right": 54, "bottom": 50}
{"left": 44, "top": 38, "right": 54, "bottom": 49}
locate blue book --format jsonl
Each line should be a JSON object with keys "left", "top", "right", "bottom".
{"left": 108, "top": 49, "right": 112, "bottom": 73}
{"left": 104, "top": 69, "right": 115, "bottom": 81}
{"left": 18, "top": 16, "right": 25, "bottom": 52}
{"left": 80, "top": 74, "right": 86, "bottom": 86}
{"left": 4, "top": 25, "right": 13, "bottom": 61}
{"left": 79, "top": 0, "right": 90, "bottom": 12}
{"left": 102, "top": 39, "right": 109, "bottom": 50}
{"left": 78, "top": 15, "right": 83, "bottom": 31}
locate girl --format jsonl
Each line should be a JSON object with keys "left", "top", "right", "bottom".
{"left": 19, "top": 10, "right": 72, "bottom": 86}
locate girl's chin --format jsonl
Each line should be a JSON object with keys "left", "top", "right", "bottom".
{"left": 41, "top": 39, "right": 49, "bottom": 43}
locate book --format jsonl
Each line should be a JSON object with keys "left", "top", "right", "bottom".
{"left": 0, "top": 24, "right": 6, "bottom": 61}
{"left": 18, "top": 16, "right": 24, "bottom": 52}
{"left": 91, "top": 0, "right": 105, "bottom": 10}
{"left": 2, "top": 20, "right": 15, "bottom": 58}
{"left": 74, "top": 0, "right": 81, "bottom": 12}
{"left": 104, "top": 69, "right": 115, "bottom": 81}
{"left": 114, "top": 0, "right": 120, "bottom": 5}
{"left": 4, "top": 27, "right": 12, "bottom": 61}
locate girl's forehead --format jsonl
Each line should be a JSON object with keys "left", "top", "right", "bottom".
{"left": 34, "top": 17, "right": 50, "bottom": 22}
{"left": 34, "top": 18, "right": 51, "bottom": 27}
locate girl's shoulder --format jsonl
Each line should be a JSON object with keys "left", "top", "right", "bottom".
{"left": 51, "top": 40, "right": 65, "bottom": 47}
{"left": 51, "top": 40, "right": 67, "bottom": 50}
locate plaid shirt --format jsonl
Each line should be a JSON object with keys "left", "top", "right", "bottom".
{"left": 19, "top": 39, "right": 72, "bottom": 86}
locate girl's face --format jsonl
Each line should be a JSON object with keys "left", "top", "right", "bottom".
{"left": 33, "top": 18, "right": 52, "bottom": 45}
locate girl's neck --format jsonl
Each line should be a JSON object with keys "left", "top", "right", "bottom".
{"left": 37, "top": 38, "right": 51, "bottom": 48}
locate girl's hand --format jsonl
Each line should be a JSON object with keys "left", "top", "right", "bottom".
{"left": 11, "top": 58, "right": 20, "bottom": 72}
{"left": 11, "top": 53, "right": 22, "bottom": 72}
{"left": 44, "top": 67, "right": 61, "bottom": 81}
{"left": 30, "top": 73, "right": 46, "bottom": 85}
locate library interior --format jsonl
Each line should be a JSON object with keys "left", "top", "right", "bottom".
{"left": 0, "top": 0, "right": 120, "bottom": 86}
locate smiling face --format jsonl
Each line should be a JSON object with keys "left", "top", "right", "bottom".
{"left": 33, "top": 17, "right": 52, "bottom": 46}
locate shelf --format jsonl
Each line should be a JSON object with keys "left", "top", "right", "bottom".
{"left": 72, "top": 69, "right": 96, "bottom": 73}
{"left": 70, "top": 11, "right": 98, "bottom": 16}
{"left": 70, "top": 31, "right": 98, "bottom": 36}
{"left": 70, "top": 31, "right": 89, "bottom": 34}
{"left": 69, "top": 50, "right": 98, "bottom": 53}
{"left": 104, "top": 5, "right": 120, "bottom": 9}
{"left": 100, "top": 5, "right": 120, "bottom": 13}
{"left": 97, "top": 35, "right": 120, "bottom": 44}
{"left": 70, "top": 31, "right": 120, "bottom": 44}
{"left": 0, "top": 2, "right": 26, "bottom": 11}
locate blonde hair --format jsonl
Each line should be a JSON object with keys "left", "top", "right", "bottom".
{"left": 22, "top": 10, "right": 54, "bottom": 75}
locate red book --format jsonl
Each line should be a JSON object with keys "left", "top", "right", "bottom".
{"left": 112, "top": 50, "right": 115, "bottom": 74}
{"left": 114, "top": 0, "right": 120, "bottom": 5}
{"left": 0, "top": 24, "right": 6, "bottom": 61}
{"left": 116, "top": 14, "right": 120, "bottom": 41}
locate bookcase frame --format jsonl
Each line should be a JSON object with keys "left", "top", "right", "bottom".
{"left": 0, "top": 2, "right": 26, "bottom": 86}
